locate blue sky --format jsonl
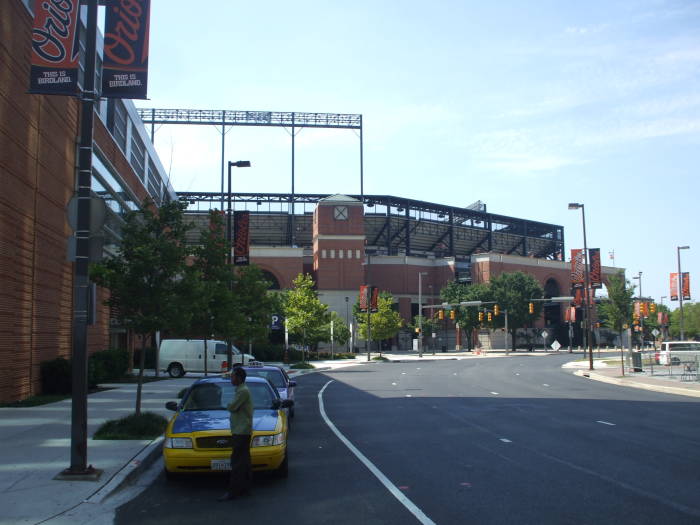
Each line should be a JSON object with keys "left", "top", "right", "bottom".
{"left": 132, "top": 0, "right": 699, "bottom": 306}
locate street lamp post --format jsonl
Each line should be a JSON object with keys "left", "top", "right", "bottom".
{"left": 226, "top": 160, "right": 251, "bottom": 370}
{"left": 418, "top": 272, "right": 427, "bottom": 358}
{"left": 633, "top": 271, "right": 643, "bottom": 349}
{"left": 660, "top": 296, "right": 667, "bottom": 340}
{"left": 678, "top": 245, "right": 690, "bottom": 340}
{"left": 568, "top": 203, "right": 594, "bottom": 371}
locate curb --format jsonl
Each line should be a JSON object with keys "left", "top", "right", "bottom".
{"left": 85, "top": 436, "right": 164, "bottom": 504}
{"left": 573, "top": 370, "right": 700, "bottom": 398}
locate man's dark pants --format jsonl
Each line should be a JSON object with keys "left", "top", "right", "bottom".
{"left": 228, "top": 434, "right": 252, "bottom": 495}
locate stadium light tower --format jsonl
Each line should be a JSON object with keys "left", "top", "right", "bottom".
{"left": 568, "top": 202, "right": 593, "bottom": 371}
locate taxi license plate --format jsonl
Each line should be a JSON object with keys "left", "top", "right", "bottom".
{"left": 211, "top": 459, "right": 231, "bottom": 471}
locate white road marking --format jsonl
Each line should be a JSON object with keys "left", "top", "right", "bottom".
{"left": 391, "top": 382, "right": 397, "bottom": 386}
{"left": 515, "top": 373, "right": 520, "bottom": 376}
{"left": 319, "top": 381, "right": 436, "bottom": 525}
{"left": 499, "top": 438, "right": 512, "bottom": 443}
{"left": 596, "top": 420, "right": 616, "bottom": 426}
{"left": 401, "top": 372, "right": 407, "bottom": 375}
{"left": 406, "top": 394, "right": 412, "bottom": 397}
{"left": 490, "top": 392, "right": 500, "bottom": 395}
{"left": 543, "top": 384, "right": 550, "bottom": 387}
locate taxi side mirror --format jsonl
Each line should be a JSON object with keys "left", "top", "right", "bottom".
{"left": 288, "top": 380, "right": 297, "bottom": 388}
{"left": 165, "top": 401, "right": 179, "bottom": 411}
{"left": 281, "top": 399, "right": 294, "bottom": 408}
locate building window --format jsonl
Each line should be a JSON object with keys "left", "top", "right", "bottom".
{"left": 147, "top": 158, "right": 161, "bottom": 204}
{"left": 356, "top": 249, "right": 361, "bottom": 259}
{"left": 330, "top": 249, "right": 335, "bottom": 258}
{"left": 334, "top": 206, "right": 348, "bottom": 220}
{"left": 130, "top": 132, "right": 146, "bottom": 181}
{"left": 108, "top": 99, "right": 128, "bottom": 153}
{"left": 339, "top": 250, "right": 344, "bottom": 259}
{"left": 322, "top": 250, "right": 327, "bottom": 258}
{"left": 348, "top": 249, "right": 352, "bottom": 259}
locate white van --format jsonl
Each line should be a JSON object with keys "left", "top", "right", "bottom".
{"left": 159, "top": 339, "right": 257, "bottom": 378}
{"left": 655, "top": 341, "right": 700, "bottom": 365}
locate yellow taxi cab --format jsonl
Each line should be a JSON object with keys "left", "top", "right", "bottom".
{"left": 163, "top": 376, "right": 292, "bottom": 478}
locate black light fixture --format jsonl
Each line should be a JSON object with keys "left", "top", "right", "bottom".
{"left": 397, "top": 207, "right": 404, "bottom": 212}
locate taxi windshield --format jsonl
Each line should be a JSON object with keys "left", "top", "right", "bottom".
{"left": 183, "top": 381, "right": 277, "bottom": 411}
{"left": 246, "top": 369, "right": 286, "bottom": 389}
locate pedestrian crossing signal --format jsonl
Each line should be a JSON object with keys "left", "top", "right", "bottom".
{"left": 529, "top": 302, "right": 534, "bottom": 314}
{"left": 487, "top": 312, "right": 492, "bottom": 322}
{"left": 493, "top": 304, "right": 500, "bottom": 316}
{"left": 478, "top": 311, "right": 484, "bottom": 322}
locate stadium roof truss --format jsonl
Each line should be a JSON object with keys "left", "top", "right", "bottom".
{"left": 177, "top": 192, "right": 565, "bottom": 261}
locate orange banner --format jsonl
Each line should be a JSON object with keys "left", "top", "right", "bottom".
{"left": 571, "top": 249, "right": 584, "bottom": 288}
{"left": 29, "top": 0, "right": 80, "bottom": 95}
{"left": 670, "top": 273, "right": 679, "bottom": 301}
{"left": 682, "top": 272, "right": 691, "bottom": 301}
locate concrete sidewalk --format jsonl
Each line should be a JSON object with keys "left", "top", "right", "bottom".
{"left": 3, "top": 352, "right": 699, "bottom": 524}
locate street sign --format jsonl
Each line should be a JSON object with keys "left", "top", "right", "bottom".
{"left": 541, "top": 330, "right": 549, "bottom": 339}
{"left": 551, "top": 340, "right": 561, "bottom": 351}
{"left": 652, "top": 328, "right": 660, "bottom": 337}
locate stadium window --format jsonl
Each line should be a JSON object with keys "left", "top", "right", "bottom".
{"left": 348, "top": 249, "right": 352, "bottom": 259}
{"left": 330, "top": 249, "right": 335, "bottom": 258}
{"left": 322, "top": 250, "right": 327, "bottom": 259}
{"left": 130, "top": 132, "right": 146, "bottom": 182}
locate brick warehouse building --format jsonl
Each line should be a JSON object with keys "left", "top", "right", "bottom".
{"left": 0, "top": 1, "right": 175, "bottom": 402}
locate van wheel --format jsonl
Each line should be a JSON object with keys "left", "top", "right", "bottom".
{"left": 168, "top": 364, "right": 185, "bottom": 378}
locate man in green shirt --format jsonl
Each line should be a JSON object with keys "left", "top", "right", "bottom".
{"left": 218, "top": 367, "right": 254, "bottom": 501}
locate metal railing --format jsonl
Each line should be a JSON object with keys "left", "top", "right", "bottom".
{"left": 630, "top": 351, "right": 700, "bottom": 382}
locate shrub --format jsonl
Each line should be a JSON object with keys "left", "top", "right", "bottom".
{"left": 290, "top": 362, "right": 315, "bottom": 369}
{"left": 133, "top": 347, "right": 157, "bottom": 369}
{"left": 40, "top": 357, "right": 72, "bottom": 395}
{"left": 93, "top": 412, "right": 168, "bottom": 440}
{"left": 41, "top": 349, "right": 130, "bottom": 394}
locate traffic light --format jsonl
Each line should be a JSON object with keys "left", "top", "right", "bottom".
{"left": 449, "top": 309, "right": 455, "bottom": 320}
{"left": 650, "top": 303, "right": 657, "bottom": 314}
{"left": 493, "top": 304, "right": 500, "bottom": 316}
{"left": 529, "top": 302, "right": 534, "bottom": 314}
{"left": 415, "top": 327, "right": 420, "bottom": 334}
{"left": 487, "top": 312, "right": 492, "bottom": 322}
{"left": 478, "top": 311, "right": 484, "bottom": 322}
{"left": 438, "top": 309, "right": 444, "bottom": 320}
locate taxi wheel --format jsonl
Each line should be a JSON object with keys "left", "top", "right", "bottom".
{"left": 164, "top": 467, "right": 181, "bottom": 481}
{"left": 168, "top": 364, "right": 185, "bottom": 378}
{"left": 276, "top": 452, "right": 288, "bottom": 478}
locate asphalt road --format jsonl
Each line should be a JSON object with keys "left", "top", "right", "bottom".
{"left": 116, "top": 355, "right": 700, "bottom": 524}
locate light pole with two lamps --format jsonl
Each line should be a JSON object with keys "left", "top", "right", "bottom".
{"left": 677, "top": 245, "right": 690, "bottom": 340}
{"left": 226, "top": 160, "right": 251, "bottom": 371}
{"left": 568, "top": 202, "right": 594, "bottom": 371}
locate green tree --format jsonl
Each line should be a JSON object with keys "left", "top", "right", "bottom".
{"left": 283, "top": 274, "right": 328, "bottom": 355}
{"left": 597, "top": 272, "right": 634, "bottom": 347}
{"left": 488, "top": 272, "right": 544, "bottom": 351}
{"left": 322, "top": 311, "right": 351, "bottom": 351}
{"left": 355, "top": 292, "right": 403, "bottom": 353}
{"left": 440, "top": 281, "right": 492, "bottom": 350}
{"left": 186, "top": 210, "right": 237, "bottom": 374}
{"left": 90, "top": 199, "right": 191, "bottom": 415}
{"left": 669, "top": 302, "right": 700, "bottom": 339}
{"left": 230, "top": 265, "right": 275, "bottom": 352}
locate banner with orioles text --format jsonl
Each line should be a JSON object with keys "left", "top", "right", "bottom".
{"left": 101, "top": 0, "right": 151, "bottom": 99}
{"left": 29, "top": 0, "right": 81, "bottom": 95}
